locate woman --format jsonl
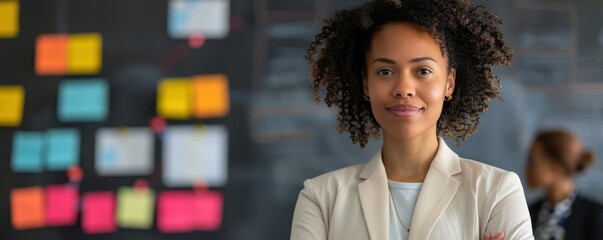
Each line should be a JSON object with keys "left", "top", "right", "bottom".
{"left": 526, "top": 130, "right": 603, "bottom": 240}
{"left": 291, "top": 0, "right": 533, "bottom": 239}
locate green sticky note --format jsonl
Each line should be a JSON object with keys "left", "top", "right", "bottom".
{"left": 116, "top": 187, "right": 155, "bottom": 229}
{"left": 46, "top": 128, "right": 80, "bottom": 171}
{"left": 11, "top": 132, "right": 44, "bottom": 173}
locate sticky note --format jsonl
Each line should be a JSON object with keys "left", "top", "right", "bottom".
{"left": 68, "top": 33, "right": 102, "bottom": 74}
{"left": 46, "top": 128, "right": 80, "bottom": 171}
{"left": 82, "top": 191, "right": 116, "bottom": 234}
{"left": 192, "top": 74, "right": 230, "bottom": 118}
{"left": 0, "top": 0, "right": 19, "bottom": 38}
{"left": 46, "top": 185, "right": 78, "bottom": 226}
{"left": 157, "top": 78, "right": 192, "bottom": 119}
{"left": 157, "top": 191, "right": 195, "bottom": 233}
{"left": 11, "top": 187, "right": 45, "bottom": 230}
{"left": 11, "top": 131, "right": 44, "bottom": 173}
{"left": 192, "top": 191, "right": 223, "bottom": 230}
{"left": 168, "top": 0, "right": 230, "bottom": 39}
{"left": 95, "top": 127, "right": 154, "bottom": 176}
{"left": 58, "top": 79, "right": 108, "bottom": 121}
{"left": 0, "top": 85, "right": 24, "bottom": 126}
{"left": 35, "top": 34, "right": 69, "bottom": 75}
{"left": 163, "top": 125, "right": 228, "bottom": 187}
{"left": 116, "top": 187, "right": 155, "bottom": 229}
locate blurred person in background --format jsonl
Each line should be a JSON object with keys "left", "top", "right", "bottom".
{"left": 526, "top": 130, "right": 603, "bottom": 240}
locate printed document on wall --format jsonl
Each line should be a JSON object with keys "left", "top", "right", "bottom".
{"left": 163, "top": 125, "right": 228, "bottom": 187}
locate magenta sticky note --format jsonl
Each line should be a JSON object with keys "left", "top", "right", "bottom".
{"left": 82, "top": 191, "right": 116, "bottom": 234}
{"left": 157, "top": 191, "right": 194, "bottom": 233}
{"left": 45, "top": 185, "right": 78, "bottom": 226}
{"left": 192, "top": 191, "right": 223, "bottom": 231}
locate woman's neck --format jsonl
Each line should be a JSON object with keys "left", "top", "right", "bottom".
{"left": 547, "top": 178, "right": 574, "bottom": 205}
{"left": 381, "top": 131, "right": 439, "bottom": 182}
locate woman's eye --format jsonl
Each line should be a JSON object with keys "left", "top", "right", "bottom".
{"left": 417, "top": 68, "right": 432, "bottom": 75}
{"left": 377, "top": 69, "right": 394, "bottom": 76}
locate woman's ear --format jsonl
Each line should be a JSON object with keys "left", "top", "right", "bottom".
{"left": 446, "top": 68, "right": 456, "bottom": 96}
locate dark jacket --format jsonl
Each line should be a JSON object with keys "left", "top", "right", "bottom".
{"left": 529, "top": 195, "right": 603, "bottom": 240}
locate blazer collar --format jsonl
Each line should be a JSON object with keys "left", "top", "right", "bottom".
{"left": 357, "top": 137, "right": 462, "bottom": 240}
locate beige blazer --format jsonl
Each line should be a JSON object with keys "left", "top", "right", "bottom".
{"left": 291, "top": 138, "right": 534, "bottom": 240}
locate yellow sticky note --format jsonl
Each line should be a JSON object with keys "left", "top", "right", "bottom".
{"left": 0, "top": 86, "right": 25, "bottom": 126}
{"left": 0, "top": 1, "right": 19, "bottom": 38}
{"left": 192, "top": 74, "right": 230, "bottom": 118}
{"left": 117, "top": 187, "right": 155, "bottom": 229}
{"left": 157, "top": 78, "right": 192, "bottom": 119}
{"left": 68, "top": 33, "right": 102, "bottom": 74}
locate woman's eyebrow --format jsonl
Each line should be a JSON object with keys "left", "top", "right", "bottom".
{"left": 372, "top": 57, "right": 437, "bottom": 65}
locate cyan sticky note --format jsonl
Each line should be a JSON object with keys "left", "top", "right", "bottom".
{"left": 46, "top": 128, "right": 80, "bottom": 171}
{"left": 11, "top": 132, "right": 44, "bottom": 173}
{"left": 58, "top": 79, "right": 108, "bottom": 122}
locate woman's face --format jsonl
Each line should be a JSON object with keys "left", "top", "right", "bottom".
{"left": 364, "top": 23, "right": 455, "bottom": 141}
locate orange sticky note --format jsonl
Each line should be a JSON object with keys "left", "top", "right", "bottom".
{"left": 192, "top": 74, "right": 229, "bottom": 118}
{"left": 157, "top": 78, "right": 192, "bottom": 119}
{"left": 35, "top": 34, "right": 69, "bottom": 75}
{"left": 68, "top": 33, "right": 102, "bottom": 75}
{"left": 0, "top": 85, "right": 24, "bottom": 126}
{"left": 0, "top": 0, "right": 19, "bottom": 38}
{"left": 11, "top": 187, "right": 45, "bottom": 230}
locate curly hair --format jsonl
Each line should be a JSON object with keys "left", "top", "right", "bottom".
{"left": 308, "top": 0, "right": 514, "bottom": 147}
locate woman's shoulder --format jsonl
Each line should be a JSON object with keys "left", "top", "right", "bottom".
{"left": 305, "top": 163, "right": 366, "bottom": 189}
{"left": 457, "top": 157, "right": 523, "bottom": 193}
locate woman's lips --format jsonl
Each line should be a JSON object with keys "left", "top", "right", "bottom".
{"left": 387, "top": 104, "right": 422, "bottom": 117}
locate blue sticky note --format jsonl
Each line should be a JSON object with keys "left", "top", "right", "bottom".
{"left": 46, "top": 128, "right": 80, "bottom": 171}
{"left": 58, "top": 79, "right": 108, "bottom": 122}
{"left": 11, "top": 132, "right": 44, "bottom": 172}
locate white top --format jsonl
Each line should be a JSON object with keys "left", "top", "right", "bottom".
{"left": 388, "top": 181, "right": 422, "bottom": 240}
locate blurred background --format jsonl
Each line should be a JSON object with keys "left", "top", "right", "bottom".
{"left": 0, "top": 0, "right": 602, "bottom": 239}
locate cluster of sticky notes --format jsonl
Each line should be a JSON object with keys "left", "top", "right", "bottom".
{"left": 11, "top": 185, "right": 78, "bottom": 230}
{"left": 58, "top": 79, "right": 108, "bottom": 122}
{"left": 168, "top": 0, "right": 230, "bottom": 39}
{"left": 35, "top": 33, "right": 102, "bottom": 75}
{"left": 116, "top": 187, "right": 155, "bottom": 229}
{"left": 157, "top": 74, "right": 230, "bottom": 119}
{"left": 12, "top": 185, "right": 224, "bottom": 233}
{"left": 0, "top": 0, "right": 19, "bottom": 38}
{"left": 163, "top": 125, "right": 228, "bottom": 187}
{"left": 0, "top": 85, "right": 25, "bottom": 126}
{"left": 157, "top": 190, "right": 223, "bottom": 233}
{"left": 11, "top": 129, "right": 80, "bottom": 173}
{"left": 95, "top": 127, "right": 154, "bottom": 176}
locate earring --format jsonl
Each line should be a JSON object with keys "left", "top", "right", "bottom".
{"left": 444, "top": 95, "right": 452, "bottom": 101}
{"left": 364, "top": 95, "right": 370, "bottom": 101}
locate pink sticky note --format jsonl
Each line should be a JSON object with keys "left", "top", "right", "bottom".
{"left": 46, "top": 185, "right": 78, "bottom": 226}
{"left": 192, "top": 191, "right": 223, "bottom": 231}
{"left": 82, "top": 191, "right": 116, "bottom": 234}
{"left": 157, "top": 191, "right": 195, "bottom": 233}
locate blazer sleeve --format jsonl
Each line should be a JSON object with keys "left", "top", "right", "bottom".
{"left": 291, "top": 179, "right": 328, "bottom": 240}
{"left": 485, "top": 172, "right": 534, "bottom": 240}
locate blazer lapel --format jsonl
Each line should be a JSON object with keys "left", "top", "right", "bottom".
{"left": 408, "top": 138, "right": 462, "bottom": 240}
{"left": 358, "top": 151, "right": 389, "bottom": 240}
